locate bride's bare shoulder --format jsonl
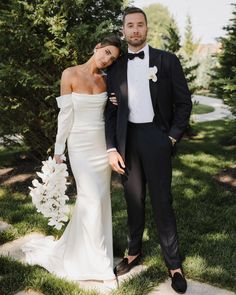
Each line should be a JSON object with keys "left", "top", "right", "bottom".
{"left": 60, "top": 66, "right": 81, "bottom": 95}
{"left": 62, "top": 65, "right": 81, "bottom": 78}
{"left": 61, "top": 65, "right": 81, "bottom": 80}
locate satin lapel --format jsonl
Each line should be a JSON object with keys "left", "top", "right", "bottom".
{"left": 149, "top": 46, "right": 162, "bottom": 111}
{"left": 117, "top": 54, "right": 128, "bottom": 109}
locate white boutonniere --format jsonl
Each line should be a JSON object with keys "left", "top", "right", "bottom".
{"left": 29, "top": 156, "right": 70, "bottom": 230}
{"left": 148, "top": 66, "right": 158, "bottom": 82}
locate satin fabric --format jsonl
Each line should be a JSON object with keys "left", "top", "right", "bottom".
{"left": 22, "top": 92, "right": 115, "bottom": 281}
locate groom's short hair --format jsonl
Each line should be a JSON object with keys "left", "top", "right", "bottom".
{"left": 123, "top": 7, "right": 147, "bottom": 25}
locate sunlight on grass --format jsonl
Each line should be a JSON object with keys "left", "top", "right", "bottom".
{"left": 192, "top": 104, "right": 215, "bottom": 114}
{"left": 0, "top": 120, "right": 236, "bottom": 294}
{"left": 0, "top": 256, "right": 99, "bottom": 295}
{"left": 185, "top": 255, "right": 208, "bottom": 273}
{"left": 206, "top": 266, "right": 225, "bottom": 277}
{"left": 185, "top": 256, "right": 227, "bottom": 281}
{"left": 0, "top": 188, "right": 5, "bottom": 199}
{"left": 182, "top": 187, "right": 197, "bottom": 199}
{"left": 204, "top": 232, "right": 229, "bottom": 242}
{"left": 179, "top": 153, "right": 227, "bottom": 174}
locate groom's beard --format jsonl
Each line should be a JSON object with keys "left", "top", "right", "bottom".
{"left": 126, "top": 35, "right": 147, "bottom": 48}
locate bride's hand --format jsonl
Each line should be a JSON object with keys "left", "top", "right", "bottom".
{"left": 109, "top": 93, "right": 118, "bottom": 106}
{"left": 108, "top": 151, "right": 125, "bottom": 174}
{"left": 54, "top": 154, "right": 64, "bottom": 164}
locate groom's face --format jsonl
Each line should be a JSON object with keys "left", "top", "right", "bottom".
{"left": 123, "top": 12, "right": 148, "bottom": 48}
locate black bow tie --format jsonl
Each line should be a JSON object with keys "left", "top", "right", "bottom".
{"left": 128, "top": 51, "right": 145, "bottom": 60}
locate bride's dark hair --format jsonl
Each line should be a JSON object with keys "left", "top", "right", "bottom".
{"left": 99, "top": 34, "right": 122, "bottom": 53}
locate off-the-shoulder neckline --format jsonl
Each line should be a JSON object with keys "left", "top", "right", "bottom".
{"left": 72, "top": 91, "right": 107, "bottom": 96}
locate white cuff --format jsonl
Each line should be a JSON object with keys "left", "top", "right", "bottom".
{"left": 54, "top": 143, "right": 65, "bottom": 155}
{"left": 107, "top": 148, "right": 117, "bottom": 153}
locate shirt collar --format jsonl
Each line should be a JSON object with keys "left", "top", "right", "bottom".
{"left": 128, "top": 44, "right": 149, "bottom": 56}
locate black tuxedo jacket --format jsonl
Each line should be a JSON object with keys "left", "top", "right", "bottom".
{"left": 104, "top": 46, "right": 192, "bottom": 159}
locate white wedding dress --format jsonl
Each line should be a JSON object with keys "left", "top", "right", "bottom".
{"left": 22, "top": 92, "right": 115, "bottom": 281}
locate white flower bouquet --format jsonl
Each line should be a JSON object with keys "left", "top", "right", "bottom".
{"left": 29, "top": 156, "right": 70, "bottom": 230}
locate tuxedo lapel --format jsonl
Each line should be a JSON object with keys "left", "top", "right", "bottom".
{"left": 149, "top": 46, "right": 162, "bottom": 112}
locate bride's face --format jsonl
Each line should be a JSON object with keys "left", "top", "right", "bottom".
{"left": 94, "top": 45, "right": 120, "bottom": 69}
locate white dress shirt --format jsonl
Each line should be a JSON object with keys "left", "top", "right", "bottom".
{"left": 127, "top": 44, "right": 154, "bottom": 123}
{"left": 107, "top": 44, "right": 155, "bottom": 153}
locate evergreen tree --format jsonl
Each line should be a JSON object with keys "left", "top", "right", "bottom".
{"left": 164, "top": 23, "right": 198, "bottom": 137}
{"left": 194, "top": 46, "right": 218, "bottom": 90}
{"left": 123, "top": 0, "right": 133, "bottom": 7}
{"left": 182, "top": 14, "right": 196, "bottom": 58}
{"left": 143, "top": 4, "right": 176, "bottom": 49}
{"left": 0, "top": 0, "right": 123, "bottom": 159}
{"left": 211, "top": 3, "right": 236, "bottom": 114}
{"left": 163, "top": 20, "right": 181, "bottom": 53}
{"left": 164, "top": 23, "right": 198, "bottom": 95}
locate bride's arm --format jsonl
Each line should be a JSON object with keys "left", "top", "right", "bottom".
{"left": 54, "top": 69, "right": 73, "bottom": 163}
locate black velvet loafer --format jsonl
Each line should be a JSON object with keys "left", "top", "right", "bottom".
{"left": 114, "top": 254, "right": 141, "bottom": 276}
{"left": 169, "top": 270, "right": 187, "bottom": 294}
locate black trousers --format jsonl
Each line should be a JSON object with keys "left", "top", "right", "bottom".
{"left": 121, "top": 122, "right": 182, "bottom": 269}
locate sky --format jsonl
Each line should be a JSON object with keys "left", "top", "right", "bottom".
{"left": 132, "top": 0, "right": 234, "bottom": 44}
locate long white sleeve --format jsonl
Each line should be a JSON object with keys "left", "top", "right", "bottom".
{"left": 54, "top": 94, "right": 73, "bottom": 155}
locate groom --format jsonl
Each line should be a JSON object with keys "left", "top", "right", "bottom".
{"left": 105, "top": 7, "right": 192, "bottom": 294}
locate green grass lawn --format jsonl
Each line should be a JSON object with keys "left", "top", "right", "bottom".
{"left": 192, "top": 103, "right": 215, "bottom": 114}
{"left": 0, "top": 120, "right": 235, "bottom": 295}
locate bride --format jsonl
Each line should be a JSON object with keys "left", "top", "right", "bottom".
{"left": 22, "top": 35, "right": 121, "bottom": 287}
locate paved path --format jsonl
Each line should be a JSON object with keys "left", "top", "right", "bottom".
{"left": 0, "top": 232, "right": 235, "bottom": 295}
{"left": 15, "top": 291, "right": 44, "bottom": 295}
{"left": 150, "top": 279, "right": 235, "bottom": 295}
{"left": 0, "top": 220, "right": 12, "bottom": 232}
{"left": 0, "top": 232, "right": 147, "bottom": 294}
{"left": 192, "top": 95, "right": 234, "bottom": 122}
{"left": 0, "top": 99, "right": 235, "bottom": 295}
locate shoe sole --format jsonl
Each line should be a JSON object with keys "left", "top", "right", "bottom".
{"left": 115, "top": 268, "right": 131, "bottom": 276}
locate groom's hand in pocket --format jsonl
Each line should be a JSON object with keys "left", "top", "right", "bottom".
{"left": 108, "top": 151, "right": 125, "bottom": 174}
